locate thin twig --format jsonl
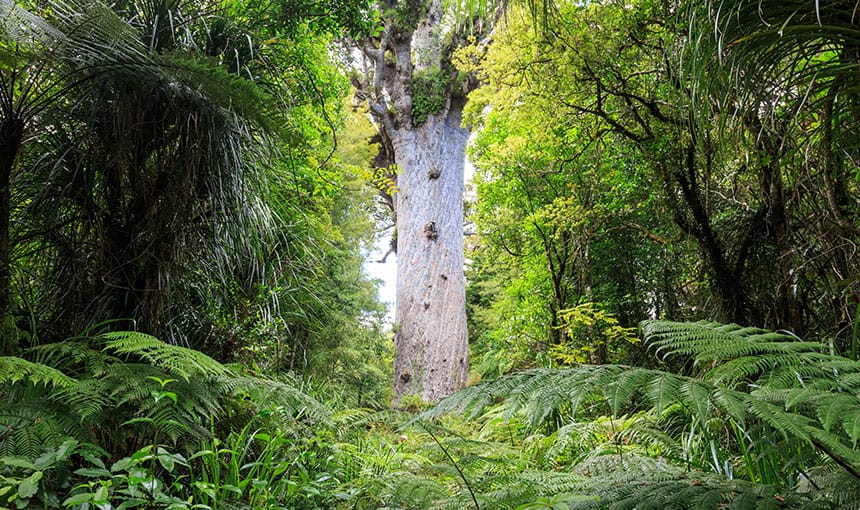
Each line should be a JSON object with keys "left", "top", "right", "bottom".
{"left": 422, "top": 422, "right": 480, "bottom": 510}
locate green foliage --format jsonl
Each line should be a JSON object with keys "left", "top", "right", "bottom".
{"left": 10, "top": 0, "right": 860, "bottom": 508}
{"left": 64, "top": 444, "right": 193, "bottom": 509}
{"left": 0, "top": 327, "right": 359, "bottom": 508}
{"left": 101, "top": 332, "right": 236, "bottom": 380}
{"left": 0, "top": 439, "right": 80, "bottom": 510}
{"left": 1, "top": 1, "right": 384, "bottom": 509}
{"left": 551, "top": 302, "right": 639, "bottom": 365}
{"left": 464, "top": 2, "right": 685, "bottom": 377}
{"left": 465, "top": 0, "right": 860, "bottom": 364}
{"left": 364, "top": 164, "right": 400, "bottom": 197}
{"left": 384, "top": 0, "right": 429, "bottom": 32}
{"left": 0, "top": 0, "right": 386, "bottom": 381}
{"left": 411, "top": 67, "right": 449, "bottom": 125}
{"left": 236, "top": 0, "right": 376, "bottom": 38}
{"left": 0, "top": 328, "right": 331, "bottom": 455}
{"left": 14, "top": 316, "right": 860, "bottom": 509}
{"left": 327, "top": 414, "right": 589, "bottom": 510}
{"left": 0, "top": 357, "right": 74, "bottom": 387}
{"left": 425, "top": 319, "right": 860, "bottom": 508}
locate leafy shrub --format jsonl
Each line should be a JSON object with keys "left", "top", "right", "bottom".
{"left": 0, "top": 329, "right": 337, "bottom": 508}
{"left": 551, "top": 302, "right": 638, "bottom": 365}
{"left": 411, "top": 68, "right": 449, "bottom": 125}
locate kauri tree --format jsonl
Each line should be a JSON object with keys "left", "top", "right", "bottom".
{"left": 353, "top": 0, "right": 493, "bottom": 401}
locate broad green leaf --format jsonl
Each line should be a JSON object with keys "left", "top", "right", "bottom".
{"left": 74, "top": 467, "right": 112, "bottom": 478}
{"left": 115, "top": 498, "right": 148, "bottom": 510}
{"left": 16, "top": 471, "right": 42, "bottom": 499}
{"left": 63, "top": 492, "right": 94, "bottom": 506}
{"left": 157, "top": 453, "right": 175, "bottom": 473}
{"left": 111, "top": 457, "right": 134, "bottom": 472}
{"left": 93, "top": 485, "right": 109, "bottom": 502}
{"left": 0, "top": 457, "right": 36, "bottom": 470}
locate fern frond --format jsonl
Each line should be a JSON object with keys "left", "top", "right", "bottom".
{"left": 0, "top": 393, "right": 85, "bottom": 457}
{"left": 221, "top": 373, "right": 330, "bottom": 423}
{"left": 615, "top": 419, "right": 687, "bottom": 463}
{"left": 813, "top": 393, "right": 860, "bottom": 442}
{"left": 50, "top": 378, "right": 111, "bottom": 420}
{"left": 430, "top": 366, "right": 673, "bottom": 427}
{"left": 0, "top": 356, "right": 75, "bottom": 387}
{"left": 423, "top": 320, "right": 860, "bottom": 507}
{"left": 45, "top": 0, "right": 150, "bottom": 64}
{"left": 469, "top": 470, "right": 589, "bottom": 509}
{"left": 807, "top": 463, "right": 860, "bottom": 509}
{"left": 385, "top": 466, "right": 588, "bottom": 510}
{"left": 567, "top": 454, "right": 830, "bottom": 510}
{"left": 333, "top": 408, "right": 414, "bottom": 438}
{"left": 94, "top": 362, "right": 218, "bottom": 444}
{"left": 386, "top": 473, "right": 454, "bottom": 509}
{"left": 429, "top": 366, "right": 860, "bottom": 486}
{"left": 100, "top": 331, "right": 234, "bottom": 380}
{"left": 27, "top": 341, "right": 113, "bottom": 378}
{"left": 642, "top": 320, "right": 825, "bottom": 375}
{"left": 539, "top": 420, "right": 611, "bottom": 466}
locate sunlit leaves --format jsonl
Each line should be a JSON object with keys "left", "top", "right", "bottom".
{"left": 465, "top": 3, "right": 679, "bottom": 372}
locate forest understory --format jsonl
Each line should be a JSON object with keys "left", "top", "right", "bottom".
{"left": 3, "top": 0, "right": 860, "bottom": 508}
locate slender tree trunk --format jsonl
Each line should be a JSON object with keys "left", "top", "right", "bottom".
{"left": 392, "top": 108, "right": 469, "bottom": 402}
{"left": 0, "top": 117, "right": 23, "bottom": 350}
{"left": 668, "top": 152, "right": 747, "bottom": 324}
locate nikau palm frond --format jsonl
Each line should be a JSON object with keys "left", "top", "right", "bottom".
{"left": 3, "top": 0, "right": 283, "bottom": 343}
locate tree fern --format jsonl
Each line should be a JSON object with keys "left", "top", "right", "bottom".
{"left": 0, "top": 395, "right": 79, "bottom": 458}
{"left": 1, "top": 330, "right": 330, "bottom": 460}
{"left": 426, "top": 319, "right": 860, "bottom": 507}
{"left": 217, "top": 373, "right": 331, "bottom": 426}
{"left": 0, "top": 356, "right": 74, "bottom": 387}
{"left": 377, "top": 430, "right": 587, "bottom": 510}
{"left": 642, "top": 320, "right": 826, "bottom": 376}
{"left": 28, "top": 340, "right": 112, "bottom": 378}
{"left": 567, "top": 454, "right": 829, "bottom": 510}
{"left": 100, "top": 331, "right": 235, "bottom": 380}
{"left": 0, "top": 358, "right": 79, "bottom": 457}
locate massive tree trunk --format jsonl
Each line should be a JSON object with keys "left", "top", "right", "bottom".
{"left": 357, "top": 0, "right": 473, "bottom": 402}
{"left": 391, "top": 106, "right": 469, "bottom": 402}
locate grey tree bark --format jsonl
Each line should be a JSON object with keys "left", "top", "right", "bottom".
{"left": 356, "top": 0, "right": 471, "bottom": 402}
{"left": 391, "top": 107, "right": 469, "bottom": 402}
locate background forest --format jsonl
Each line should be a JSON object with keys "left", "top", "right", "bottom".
{"left": 3, "top": 0, "right": 860, "bottom": 509}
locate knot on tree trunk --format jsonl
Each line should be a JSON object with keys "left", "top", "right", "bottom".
{"left": 423, "top": 221, "right": 438, "bottom": 241}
